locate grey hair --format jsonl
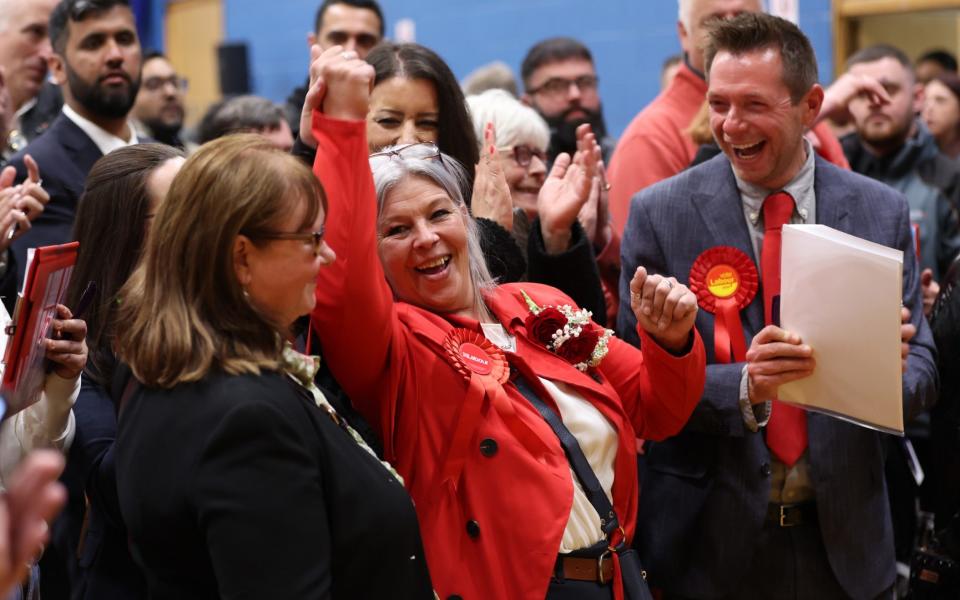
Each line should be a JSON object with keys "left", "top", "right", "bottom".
{"left": 678, "top": 0, "right": 768, "bottom": 30}
{"left": 370, "top": 144, "right": 497, "bottom": 316}
{"left": 678, "top": 0, "right": 693, "bottom": 29}
{"left": 466, "top": 89, "right": 549, "bottom": 154}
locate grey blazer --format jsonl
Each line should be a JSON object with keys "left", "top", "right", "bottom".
{"left": 617, "top": 153, "right": 938, "bottom": 598}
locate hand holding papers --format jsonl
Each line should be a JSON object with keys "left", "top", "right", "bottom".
{"left": 778, "top": 224, "right": 905, "bottom": 435}
{"left": 1, "top": 242, "right": 79, "bottom": 417}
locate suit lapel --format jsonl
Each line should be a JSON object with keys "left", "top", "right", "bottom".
{"left": 57, "top": 115, "right": 105, "bottom": 173}
{"left": 691, "top": 158, "right": 765, "bottom": 335}
{"left": 813, "top": 158, "right": 852, "bottom": 233}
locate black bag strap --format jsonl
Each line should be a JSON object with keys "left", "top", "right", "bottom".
{"left": 513, "top": 374, "right": 621, "bottom": 539}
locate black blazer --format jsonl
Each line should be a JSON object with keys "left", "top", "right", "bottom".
{"left": 116, "top": 370, "right": 434, "bottom": 600}
{"left": 47, "top": 366, "right": 146, "bottom": 600}
{"left": 7, "top": 113, "right": 103, "bottom": 284}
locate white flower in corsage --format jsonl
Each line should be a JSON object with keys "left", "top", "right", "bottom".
{"left": 520, "top": 290, "right": 614, "bottom": 372}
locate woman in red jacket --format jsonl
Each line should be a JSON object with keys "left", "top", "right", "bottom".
{"left": 310, "top": 48, "right": 706, "bottom": 600}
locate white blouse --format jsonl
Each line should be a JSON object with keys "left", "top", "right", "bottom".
{"left": 538, "top": 377, "right": 618, "bottom": 553}
{"left": 482, "top": 324, "right": 619, "bottom": 552}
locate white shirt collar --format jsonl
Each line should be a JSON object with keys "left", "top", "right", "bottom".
{"left": 61, "top": 104, "right": 138, "bottom": 155}
{"left": 14, "top": 97, "right": 38, "bottom": 121}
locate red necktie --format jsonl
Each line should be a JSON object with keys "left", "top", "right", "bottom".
{"left": 761, "top": 192, "right": 807, "bottom": 467}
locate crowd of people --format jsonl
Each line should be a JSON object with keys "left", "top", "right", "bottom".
{"left": 0, "top": 0, "right": 957, "bottom": 598}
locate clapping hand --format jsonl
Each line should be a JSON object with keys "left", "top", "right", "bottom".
{"left": 537, "top": 123, "right": 600, "bottom": 254}
{"left": 629, "top": 266, "right": 698, "bottom": 353}
{"left": 577, "top": 160, "right": 611, "bottom": 250}
{"left": 0, "top": 155, "right": 49, "bottom": 252}
{"left": 471, "top": 122, "right": 513, "bottom": 231}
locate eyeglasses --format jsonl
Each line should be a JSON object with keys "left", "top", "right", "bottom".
{"left": 143, "top": 76, "right": 188, "bottom": 93}
{"left": 527, "top": 75, "right": 599, "bottom": 98}
{"left": 504, "top": 145, "right": 546, "bottom": 167}
{"left": 244, "top": 227, "right": 326, "bottom": 255}
{"left": 369, "top": 142, "right": 444, "bottom": 166}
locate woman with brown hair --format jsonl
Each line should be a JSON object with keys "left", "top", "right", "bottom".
{"left": 113, "top": 134, "right": 433, "bottom": 599}
{"left": 47, "top": 144, "right": 184, "bottom": 600}
{"left": 923, "top": 73, "right": 960, "bottom": 160}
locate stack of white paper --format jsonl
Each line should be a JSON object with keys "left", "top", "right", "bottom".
{"left": 779, "top": 224, "right": 904, "bottom": 435}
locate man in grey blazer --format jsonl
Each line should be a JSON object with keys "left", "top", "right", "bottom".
{"left": 618, "top": 13, "right": 938, "bottom": 599}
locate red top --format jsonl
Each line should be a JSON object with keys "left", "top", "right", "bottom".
{"left": 311, "top": 112, "right": 706, "bottom": 600}
{"left": 607, "top": 63, "right": 706, "bottom": 235}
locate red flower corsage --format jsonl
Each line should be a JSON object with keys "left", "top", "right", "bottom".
{"left": 521, "top": 290, "right": 613, "bottom": 371}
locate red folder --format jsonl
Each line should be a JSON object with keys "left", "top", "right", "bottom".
{"left": 2, "top": 242, "right": 79, "bottom": 416}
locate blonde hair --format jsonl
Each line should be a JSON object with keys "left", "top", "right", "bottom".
{"left": 686, "top": 100, "right": 713, "bottom": 146}
{"left": 116, "top": 134, "right": 324, "bottom": 388}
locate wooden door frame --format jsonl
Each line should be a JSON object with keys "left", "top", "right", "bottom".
{"left": 832, "top": 0, "right": 960, "bottom": 78}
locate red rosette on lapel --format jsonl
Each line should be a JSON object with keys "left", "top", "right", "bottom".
{"left": 437, "top": 328, "right": 513, "bottom": 491}
{"left": 443, "top": 328, "right": 509, "bottom": 384}
{"left": 688, "top": 246, "right": 758, "bottom": 363}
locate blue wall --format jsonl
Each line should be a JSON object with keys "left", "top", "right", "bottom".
{"left": 221, "top": 0, "right": 834, "bottom": 138}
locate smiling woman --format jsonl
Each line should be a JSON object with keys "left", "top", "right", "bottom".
{"left": 371, "top": 143, "right": 494, "bottom": 320}
{"left": 113, "top": 134, "right": 435, "bottom": 599}
{"left": 365, "top": 42, "right": 478, "bottom": 189}
{"left": 363, "top": 43, "right": 608, "bottom": 324}
{"left": 311, "top": 49, "right": 706, "bottom": 600}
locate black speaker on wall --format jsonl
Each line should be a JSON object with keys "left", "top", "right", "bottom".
{"left": 217, "top": 42, "right": 251, "bottom": 96}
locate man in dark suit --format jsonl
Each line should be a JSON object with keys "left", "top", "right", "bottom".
{"left": 7, "top": 0, "right": 141, "bottom": 284}
{"left": 618, "top": 13, "right": 938, "bottom": 599}
{"left": 0, "top": 0, "right": 63, "bottom": 158}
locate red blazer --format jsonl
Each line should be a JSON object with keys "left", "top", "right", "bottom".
{"left": 311, "top": 113, "right": 706, "bottom": 600}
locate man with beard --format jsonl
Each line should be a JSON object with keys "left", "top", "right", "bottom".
{"left": 520, "top": 37, "right": 615, "bottom": 164}
{"left": 0, "top": 0, "right": 63, "bottom": 159}
{"left": 132, "top": 51, "right": 191, "bottom": 150}
{"left": 840, "top": 44, "right": 960, "bottom": 578}
{"left": 842, "top": 44, "right": 960, "bottom": 290}
{"left": 7, "top": 0, "right": 141, "bottom": 285}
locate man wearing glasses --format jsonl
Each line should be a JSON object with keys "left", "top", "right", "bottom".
{"left": 131, "top": 50, "right": 193, "bottom": 151}
{"left": 520, "top": 37, "right": 615, "bottom": 164}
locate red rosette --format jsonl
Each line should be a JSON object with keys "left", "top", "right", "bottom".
{"left": 689, "top": 246, "right": 758, "bottom": 312}
{"left": 688, "top": 246, "right": 758, "bottom": 364}
{"left": 443, "top": 328, "right": 509, "bottom": 384}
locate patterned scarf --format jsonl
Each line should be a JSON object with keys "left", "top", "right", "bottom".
{"left": 281, "top": 344, "right": 403, "bottom": 485}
